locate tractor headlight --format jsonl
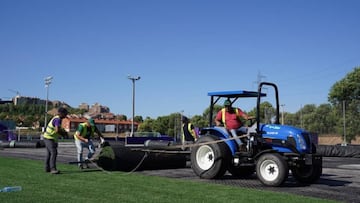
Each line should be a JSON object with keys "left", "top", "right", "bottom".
{"left": 296, "top": 134, "right": 307, "bottom": 150}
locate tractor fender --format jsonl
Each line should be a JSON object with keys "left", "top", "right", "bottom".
{"left": 199, "top": 127, "right": 238, "bottom": 155}
{"left": 253, "top": 149, "right": 279, "bottom": 160}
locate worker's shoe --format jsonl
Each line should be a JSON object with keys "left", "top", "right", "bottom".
{"left": 50, "top": 169, "right": 60, "bottom": 174}
{"left": 84, "top": 159, "right": 90, "bottom": 168}
{"left": 79, "top": 162, "right": 89, "bottom": 169}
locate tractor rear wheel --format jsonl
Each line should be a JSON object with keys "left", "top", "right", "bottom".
{"left": 191, "top": 135, "right": 230, "bottom": 179}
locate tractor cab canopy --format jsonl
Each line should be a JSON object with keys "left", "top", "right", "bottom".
{"left": 208, "top": 90, "right": 266, "bottom": 98}
{"left": 208, "top": 90, "right": 266, "bottom": 105}
{"left": 207, "top": 82, "right": 280, "bottom": 128}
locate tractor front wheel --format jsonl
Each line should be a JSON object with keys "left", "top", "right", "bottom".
{"left": 256, "top": 153, "right": 288, "bottom": 186}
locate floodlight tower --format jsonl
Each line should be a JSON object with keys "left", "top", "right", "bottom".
{"left": 128, "top": 75, "right": 141, "bottom": 137}
{"left": 44, "top": 76, "right": 53, "bottom": 131}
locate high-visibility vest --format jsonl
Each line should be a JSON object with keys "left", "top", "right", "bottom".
{"left": 74, "top": 123, "right": 95, "bottom": 140}
{"left": 43, "top": 116, "right": 61, "bottom": 141}
{"left": 187, "top": 123, "right": 197, "bottom": 140}
{"left": 221, "top": 108, "right": 240, "bottom": 128}
{"left": 181, "top": 123, "right": 197, "bottom": 142}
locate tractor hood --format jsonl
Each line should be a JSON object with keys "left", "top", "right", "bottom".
{"left": 260, "top": 124, "right": 312, "bottom": 153}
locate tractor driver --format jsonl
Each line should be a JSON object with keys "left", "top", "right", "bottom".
{"left": 215, "top": 99, "right": 252, "bottom": 150}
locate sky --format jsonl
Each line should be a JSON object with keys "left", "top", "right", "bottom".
{"left": 0, "top": 0, "right": 359, "bottom": 119}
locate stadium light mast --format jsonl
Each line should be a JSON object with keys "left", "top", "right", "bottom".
{"left": 342, "top": 100, "right": 347, "bottom": 146}
{"left": 128, "top": 75, "right": 141, "bottom": 137}
{"left": 44, "top": 76, "right": 53, "bottom": 132}
{"left": 341, "top": 83, "right": 347, "bottom": 146}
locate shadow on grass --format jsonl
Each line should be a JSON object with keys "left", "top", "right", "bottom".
{"left": 214, "top": 173, "right": 351, "bottom": 188}
{"left": 58, "top": 168, "right": 104, "bottom": 174}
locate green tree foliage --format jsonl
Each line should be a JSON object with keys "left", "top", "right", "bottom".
{"left": 0, "top": 103, "right": 47, "bottom": 130}
{"left": 314, "top": 104, "right": 337, "bottom": 134}
{"left": 329, "top": 67, "right": 360, "bottom": 103}
{"left": 116, "top": 114, "right": 127, "bottom": 121}
{"left": 298, "top": 104, "right": 337, "bottom": 134}
{"left": 328, "top": 67, "right": 360, "bottom": 142}
{"left": 202, "top": 104, "right": 223, "bottom": 126}
{"left": 191, "top": 115, "right": 208, "bottom": 128}
{"left": 299, "top": 104, "right": 317, "bottom": 132}
{"left": 141, "top": 113, "right": 182, "bottom": 137}
{"left": 284, "top": 113, "right": 299, "bottom": 127}
{"left": 138, "top": 117, "right": 156, "bottom": 132}
{"left": 248, "top": 101, "right": 274, "bottom": 123}
{"left": 134, "top": 115, "right": 143, "bottom": 123}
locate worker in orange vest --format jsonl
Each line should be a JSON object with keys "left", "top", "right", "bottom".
{"left": 215, "top": 99, "right": 252, "bottom": 150}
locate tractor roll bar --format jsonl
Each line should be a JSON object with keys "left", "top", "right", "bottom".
{"left": 256, "top": 82, "right": 280, "bottom": 132}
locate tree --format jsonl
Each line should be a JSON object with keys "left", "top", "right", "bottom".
{"left": 329, "top": 67, "right": 360, "bottom": 104}
{"left": 202, "top": 104, "right": 223, "bottom": 126}
{"left": 248, "top": 101, "right": 274, "bottom": 123}
{"left": 153, "top": 115, "right": 172, "bottom": 136}
{"left": 138, "top": 117, "right": 156, "bottom": 132}
{"left": 298, "top": 104, "right": 337, "bottom": 133}
{"left": 328, "top": 67, "right": 360, "bottom": 142}
{"left": 116, "top": 114, "right": 127, "bottom": 121}
{"left": 285, "top": 113, "right": 299, "bottom": 127}
{"left": 134, "top": 115, "right": 143, "bottom": 123}
{"left": 314, "top": 104, "right": 337, "bottom": 134}
{"left": 191, "top": 115, "right": 207, "bottom": 129}
{"left": 300, "top": 104, "right": 317, "bottom": 132}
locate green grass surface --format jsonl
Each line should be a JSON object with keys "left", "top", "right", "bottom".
{"left": 0, "top": 157, "right": 338, "bottom": 203}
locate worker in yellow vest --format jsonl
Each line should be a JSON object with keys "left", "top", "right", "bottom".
{"left": 43, "top": 107, "right": 68, "bottom": 174}
{"left": 181, "top": 116, "right": 197, "bottom": 144}
{"left": 215, "top": 99, "right": 252, "bottom": 151}
{"left": 73, "top": 118, "right": 104, "bottom": 169}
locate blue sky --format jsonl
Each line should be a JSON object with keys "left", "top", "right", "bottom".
{"left": 0, "top": 0, "right": 359, "bottom": 119}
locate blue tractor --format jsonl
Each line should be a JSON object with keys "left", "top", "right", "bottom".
{"left": 190, "top": 82, "right": 322, "bottom": 186}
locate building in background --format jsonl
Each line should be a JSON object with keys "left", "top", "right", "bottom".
{"left": 62, "top": 117, "right": 138, "bottom": 137}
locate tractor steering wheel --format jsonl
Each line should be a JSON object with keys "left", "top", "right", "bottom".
{"left": 246, "top": 117, "right": 257, "bottom": 127}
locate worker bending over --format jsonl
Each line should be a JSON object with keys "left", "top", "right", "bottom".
{"left": 73, "top": 118, "right": 104, "bottom": 169}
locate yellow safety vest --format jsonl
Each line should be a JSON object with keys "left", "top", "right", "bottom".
{"left": 181, "top": 123, "right": 197, "bottom": 142}
{"left": 43, "top": 116, "right": 61, "bottom": 141}
{"left": 221, "top": 108, "right": 239, "bottom": 128}
{"left": 74, "top": 123, "right": 95, "bottom": 140}
{"left": 187, "top": 123, "right": 196, "bottom": 140}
